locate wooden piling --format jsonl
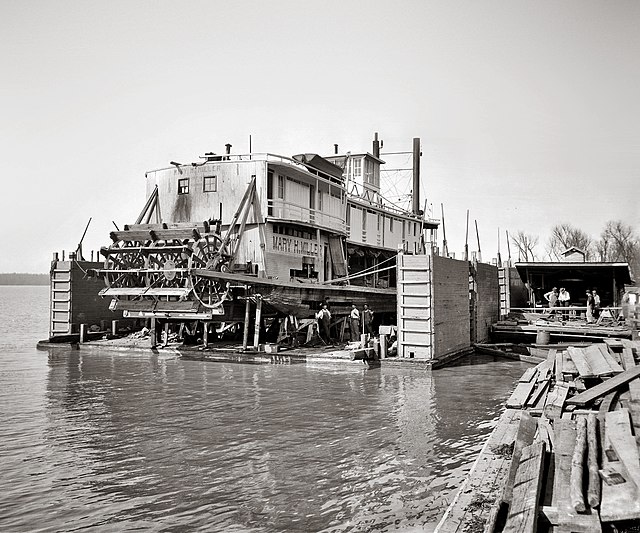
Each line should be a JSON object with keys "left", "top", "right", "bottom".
{"left": 79, "top": 323, "right": 86, "bottom": 343}
{"left": 111, "top": 319, "right": 118, "bottom": 335}
{"left": 150, "top": 317, "right": 157, "bottom": 348}
{"left": 242, "top": 297, "right": 251, "bottom": 350}
{"left": 253, "top": 295, "right": 262, "bottom": 350}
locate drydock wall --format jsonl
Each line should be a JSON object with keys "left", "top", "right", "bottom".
{"left": 50, "top": 259, "right": 126, "bottom": 338}
{"left": 473, "top": 262, "right": 500, "bottom": 343}
{"left": 432, "top": 255, "right": 470, "bottom": 358}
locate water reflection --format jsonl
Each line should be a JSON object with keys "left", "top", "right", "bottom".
{"left": 0, "top": 287, "right": 525, "bottom": 533}
{"left": 22, "top": 352, "right": 525, "bottom": 532}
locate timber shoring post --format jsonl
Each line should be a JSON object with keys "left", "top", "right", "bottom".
{"left": 80, "top": 324, "right": 86, "bottom": 344}
{"left": 253, "top": 295, "right": 262, "bottom": 351}
{"left": 150, "top": 318, "right": 157, "bottom": 349}
{"left": 242, "top": 297, "right": 251, "bottom": 351}
{"left": 112, "top": 320, "right": 118, "bottom": 335}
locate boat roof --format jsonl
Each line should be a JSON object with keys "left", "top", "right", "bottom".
{"left": 515, "top": 262, "right": 632, "bottom": 285}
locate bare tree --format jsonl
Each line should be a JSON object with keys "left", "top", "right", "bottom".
{"left": 594, "top": 220, "right": 639, "bottom": 281}
{"left": 546, "top": 223, "right": 593, "bottom": 260}
{"left": 511, "top": 230, "right": 539, "bottom": 261}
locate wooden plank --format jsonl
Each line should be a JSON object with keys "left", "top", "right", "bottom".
{"left": 503, "top": 441, "right": 546, "bottom": 533}
{"left": 600, "top": 408, "right": 640, "bottom": 522}
{"left": 567, "top": 347, "right": 595, "bottom": 378}
{"left": 543, "top": 383, "right": 570, "bottom": 420}
{"left": 435, "top": 409, "right": 522, "bottom": 533}
{"left": 506, "top": 379, "right": 538, "bottom": 409}
{"left": 566, "top": 366, "right": 640, "bottom": 406}
{"left": 620, "top": 347, "right": 636, "bottom": 370}
{"left": 582, "top": 345, "right": 613, "bottom": 377}
{"left": 555, "top": 351, "right": 564, "bottom": 383}
{"left": 519, "top": 365, "right": 539, "bottom": 383}
{"left": 561, "top": 351, "right": 578, "bottom": 377}
{"left": 595, "top": 344, "right": 623, "bottom": 374}
{"left": 527, "top": 380, "right": 550, "bottom": 408}
{"left": 603, "top": 338, "right": 624, "bottom": 349}
{"left": 503, "top": 411, "right": 538, "bottom": 503}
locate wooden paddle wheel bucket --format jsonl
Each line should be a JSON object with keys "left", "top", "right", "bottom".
{"left": 98, "top": 222, "right": 232, "bottom": 313}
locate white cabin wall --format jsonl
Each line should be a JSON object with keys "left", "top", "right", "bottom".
{"left": 145, "top": 160, "right": 265, "bottom": 225}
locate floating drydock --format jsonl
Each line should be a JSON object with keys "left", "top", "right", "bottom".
{"left": 436, "top": 338, "right": 640, "bottom": 532}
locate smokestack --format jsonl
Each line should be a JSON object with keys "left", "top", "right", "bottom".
{"left": 412, "top": 137, "right": 421, "bottom": 214}
{"left": 225, "top": 143, "right": 232, "bottom": 154}
{"left": 372, "top": 132, "right": 380, "bottom": 159}
{"left": 334, "top": 144, "right": 339, "bottom": 154}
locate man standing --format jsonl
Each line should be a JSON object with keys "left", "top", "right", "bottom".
{"left": 544, "top": 287, "right": 559, "bottom": 313}
{"left": 363, "top": 304, "right": 374, "bottom": 336}
{"left": 558, "top": 287, "right": 571, "bottom": 319}
{"left": 592, "top": 289, "right": 601, "bottom": 319}
{"left": 316, "top": 304, "right": 331, "bottom": 344}
{"left": 349, "top": 304, "right": 361, "bottom": 342}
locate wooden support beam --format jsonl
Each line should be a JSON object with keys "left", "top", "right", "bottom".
{"left": 503, "top": 411, "right": 538, "bottom": 504}
{"left": 566, "top": 366, "right": 640, "bottom": 406}
{"left": 503, "top": 441, "right": 546, "bottom": 533}
{"left": 600, "top": 408, "right": 640, "bottom": 522}
{"left": 242, "top": 297, "right": 251, "bottom": 351}
{"left": 253, "top": 295, "right": 262, "bottom": 350}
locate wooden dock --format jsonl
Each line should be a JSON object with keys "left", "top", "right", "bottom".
{"left": 436, "top": 339, "right": 640, "bottom": 532}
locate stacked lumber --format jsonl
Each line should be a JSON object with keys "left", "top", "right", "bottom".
{"left": 495, "top": 340, "right": 640, "bottom": 532}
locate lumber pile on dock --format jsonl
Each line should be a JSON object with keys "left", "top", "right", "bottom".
{"left": 436, "top": 339, "right": 640, "bottom": 533}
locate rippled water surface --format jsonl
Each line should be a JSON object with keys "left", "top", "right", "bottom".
{"left": 0, "top": 286, "right": 528, "bottom": 532}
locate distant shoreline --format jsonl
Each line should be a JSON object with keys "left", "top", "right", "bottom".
{"left": 0, "top": 274, "right": 49, "bottom": 286}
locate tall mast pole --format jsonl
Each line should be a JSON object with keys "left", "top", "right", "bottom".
{"left": 475, "top": 220, "right": 482, "bottom": 263}
{"left": 441, "top": 203, "right": 448, "bottom": 257}
{"left": 412, "top": 138, "right": 420, "bottom": 215}
{"left": 464, "top": 209, "right": 469, "bottom": 261}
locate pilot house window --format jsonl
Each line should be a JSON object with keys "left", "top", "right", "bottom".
{"left": 178, "top": 178, "right": 190, "bottom": 195}
{"left": 203, "top": 175, "right": 217, "bottom": 192}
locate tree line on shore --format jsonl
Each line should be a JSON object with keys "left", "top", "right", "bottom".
{"left": 0, "top": 273, "right": 49, "bottom": 285}
{"left": 510, "top": 220, "right": 640, "bottom": 280}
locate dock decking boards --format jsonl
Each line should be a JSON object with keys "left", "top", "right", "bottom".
{"left": 434, "top": 409, "right": 522, "bottom": 533}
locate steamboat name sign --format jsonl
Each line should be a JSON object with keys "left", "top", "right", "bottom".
{"left": 272, "top": 235, "right": 319, "bottom": 256}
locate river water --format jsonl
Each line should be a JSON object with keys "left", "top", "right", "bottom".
{"left": 0, "top": 286, "right": 528, "bottom": 532}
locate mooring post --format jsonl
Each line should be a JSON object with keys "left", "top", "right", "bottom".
{"left": 150, "top": 318, "right": 157, "bottom": 348}
{"left": 253, "top": 295, "right": 263, "bottom": 350}
{"left": 242, "top": 297, "right": 251, "bottom": 350}
{"left": 111, "top": 320, "right": 118, "bottom": 335}
{"left": 80, "top": 324, "right": 86, "bottom": 343}
{"left": 380, "top": 334, "right": 387, "bottom": 359}
{"left": 203, "top": 322, "right": 209, "bottom": 348}
{"left": 163, "top": 322, "right": 170, "bottom": 347}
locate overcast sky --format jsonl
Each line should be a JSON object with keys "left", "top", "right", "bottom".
{"left": 1, "top": 0, "right": 638, "bottom": 272}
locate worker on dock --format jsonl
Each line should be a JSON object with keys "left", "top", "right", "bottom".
{"left": 316, "top": 304, "right": 331, "bottom": 344}
{"left": 350, "top": 304, "right": 361, "bottom": 342}
{"left": 586, "top": 289, "right": 596, "bottom": 323}
{"left": 592, "top": 289, "right": 601, "bottom": 319}
{"left": 363, "top": 304, "right": 374, "bottom": 336}
{"left": 544, "top": 287, "right": 559, "bottom": 314}
{"left": 558, "top": 287, "right": 571, "bottom": 319}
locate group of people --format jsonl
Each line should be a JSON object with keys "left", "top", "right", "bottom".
{"left": 543, "top": 286, "right": 601, "bottom": 322}
{"left": 315, "top": 303, "right": 374, "bottom": 344}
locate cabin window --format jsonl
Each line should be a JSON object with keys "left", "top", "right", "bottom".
{"left": 353, "top": 159, "right": 362, "bottom": 178}
{"left": 203, "top": 175, "right": 217, "bottom": 193}
{"left": 377, "top": 214, "right": 381, "bottom": 231}
{"left": 361, "top": 209, "right": 366, "bottom": 230}
{"left": 364, "top": 159, "right": 374, "bottom": 184}
{"left": 318, "top": 190, "right": 323, "bottom": 211}
{"left": 389, "top": 217, "right": 394, "bottom": 232}
{"left": 277, "top": 175, "right": 285, "bottom": 199}
{"left": 178, "top": 178, "right": 189, "bottom": 195}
